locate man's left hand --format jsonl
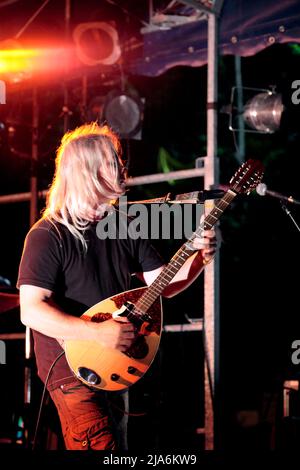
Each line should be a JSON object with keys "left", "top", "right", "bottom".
{"left": 191, "top": 229, "right": 218, "bottom": 265}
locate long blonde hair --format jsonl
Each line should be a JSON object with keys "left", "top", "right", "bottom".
{"left": 43, "top": 122, "right": 126, "bottom": 250}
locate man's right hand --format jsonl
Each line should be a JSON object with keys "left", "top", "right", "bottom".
{"left": 94, "top": 318, "right": 136, "bottom": 352}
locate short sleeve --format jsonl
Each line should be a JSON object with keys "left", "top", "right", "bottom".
{"left": 132, "top": 238, "right": 165, "bottom": 273}
{"left": 17, "top": 227, "right": 62, "bottom": 291}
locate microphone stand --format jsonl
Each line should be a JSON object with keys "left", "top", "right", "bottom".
{"left": 280, "top": 202, "right": 300, "bottom": 233}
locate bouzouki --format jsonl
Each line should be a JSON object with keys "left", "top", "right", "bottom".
{"left": 65, "top": 159, "right": 264, "bottom": 391}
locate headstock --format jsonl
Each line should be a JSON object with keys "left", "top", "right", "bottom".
{"left": 229, "top": 159, "right": 264, "bottom": 195}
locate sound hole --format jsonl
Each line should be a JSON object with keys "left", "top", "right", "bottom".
{"left": 77, "top": 367, "right": 101, "bottom": 385}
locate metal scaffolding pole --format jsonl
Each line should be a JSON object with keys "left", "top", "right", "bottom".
{"left": 29, "top": 87, "right": 39, "bottom": 227}
{"left": 22, "top": 86, "right": 39, "bottom": 447}
{"left": 204, "top": 6, "right": 222, "bottom": 450}
{"left": 234, "top": 55, "right": 245, "bottom": 163}
{"left": 62, "top": 0, "right": 71, "bottom": 133}
{"left": 0, "top": 166, "right": 206, "bottom": 205}
{"left": 182, "top": 0, "right": 223, "bottom": 449}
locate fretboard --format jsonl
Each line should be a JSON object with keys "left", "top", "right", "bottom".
{"left": 134, "top": 190, "right": 237, "bottom": 315}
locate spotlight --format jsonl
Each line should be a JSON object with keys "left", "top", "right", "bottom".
{"left": 73, "top": 22, "right": 121, "bottom": 66}
{"left": 0, "top": 39, "right": 33, "bottom": 82}
{"left": 102, "top": 89, "right": 144, "bottom": 139}
{"left": 224, "top": 87, "right": 284, "bottom": 134}
{"left": 243, "top": 91, "right": 284, "bottom": 133}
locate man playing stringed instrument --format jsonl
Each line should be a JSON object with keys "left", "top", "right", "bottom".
{"left": 17, "top": 123, "right": 217, "bottom": 450}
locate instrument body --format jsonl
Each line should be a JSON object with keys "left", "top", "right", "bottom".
{"left": 65, "top": 287, "right": 162, "bottom": 391}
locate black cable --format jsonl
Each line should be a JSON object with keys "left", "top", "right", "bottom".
{"left": 32, "top": 350, "right": 65, "bottom": 450}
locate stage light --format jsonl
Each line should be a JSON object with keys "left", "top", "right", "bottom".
{"left": 102, "top": 89, "right": 144, "bottom": 139}
{"left": 0, "top": 44, "right": 69, "bottom": 83}
{"left": 73, "top": 22, "right": 121, "bottom": 66}
{"left": 0, "top": 49, "right": 39, "bottom": 74}
{"left": 243, "top": 91, "right": 284, "bottom": 133}
{"left": 225, "top": 87, "right": 284, "bottom": 134}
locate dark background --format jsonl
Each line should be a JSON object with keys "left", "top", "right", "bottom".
{"left": 1, "top": 0, "right": 300, "bottom": 451}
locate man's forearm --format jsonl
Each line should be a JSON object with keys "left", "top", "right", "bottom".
{"left": 21, "top": 299, "right": 97, "bottom": 342}
{"left": 163, "top": 250, "right": 205, "bottom": 298}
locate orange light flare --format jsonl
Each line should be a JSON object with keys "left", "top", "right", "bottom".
{"left": 0, "top": 47, "right": 72, "bottom": 77}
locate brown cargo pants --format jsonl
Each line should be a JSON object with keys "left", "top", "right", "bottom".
{"left": 49, "top": 379, "right": 128, "bottom": 450}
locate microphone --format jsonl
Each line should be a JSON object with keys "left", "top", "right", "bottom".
{"left": 256, "top": 183, "right": 300, "bottom": 205}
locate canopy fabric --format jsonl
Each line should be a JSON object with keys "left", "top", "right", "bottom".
{"left": 128, "top": 0, "right": 300, "bottom": 76}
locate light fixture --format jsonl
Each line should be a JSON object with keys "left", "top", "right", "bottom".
{"left": 243, "top": 91, "right": 284, "bottom": 133}
{"left": 73, "top": 22, "right": 121, "bottom": 66}
{"left": 0, "top": 39, "right": 33, "bottom": 82}
{"left": 102, "top": 89, "right": 144, "bottom": 140}
{"left": 225, "top": 87, "right": 284, "bottom": 134}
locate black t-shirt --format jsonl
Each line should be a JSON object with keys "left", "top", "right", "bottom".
{"left": 17, "top": 217, "right": 164, "bottom": 390}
